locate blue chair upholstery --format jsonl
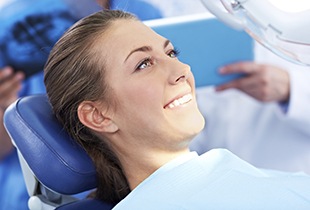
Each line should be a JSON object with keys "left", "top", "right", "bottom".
{"left": 3, "top": 14, "right": 253, "bottom": 209}
{"left": 4, "top": 94, "right": 96, "bottom": 194}
{"left": 4, "top": 94, "right": 108, "bottom": 209}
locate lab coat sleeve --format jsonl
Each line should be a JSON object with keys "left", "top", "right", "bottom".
{"left": 282, "top": 69, "right": 310, "bottom": 135}
{"left": 255, "top": 43, "right": 310, "bottom": 135}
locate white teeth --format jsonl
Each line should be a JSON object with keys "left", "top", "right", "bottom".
{"left": 167, "top": 94, "right": 192, "bottom": 108}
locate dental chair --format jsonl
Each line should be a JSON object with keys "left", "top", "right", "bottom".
{"left": 4, "top": 94, "right": 114, "bottom": 210}
{"left": 3, "top": 13, "right": 253, "bottom": 210}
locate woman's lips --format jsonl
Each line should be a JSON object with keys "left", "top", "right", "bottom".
{"left": 164, "top": 93, "right": 193, "bottom": 109}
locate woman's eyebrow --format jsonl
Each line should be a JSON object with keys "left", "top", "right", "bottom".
{"left": 163, "top": 39, "right": 171, "bottom": 49}
{"left": 125, "top": 46, "right": 152, "bottom": 62}
{"left": 124, "top": 39, "right": 171, "bottom": 62}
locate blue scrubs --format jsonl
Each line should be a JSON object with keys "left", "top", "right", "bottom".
{"left": 0, "top": 149, "right": 29, "bottom": 209}
{"left": 0, "top": 1, "right": 162, "bottom": 209}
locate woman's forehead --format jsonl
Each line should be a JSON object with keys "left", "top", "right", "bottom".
{"left": 96, "top": 19, "right": 166, "bottom": 61}
{"left": 105, "top": 19, "right": 163, "bottom": 48}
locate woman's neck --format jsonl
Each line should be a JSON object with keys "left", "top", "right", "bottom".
{"left": 117, "top": 147, "right": 190, "bottom": 190}
{"left": 107, "top": 130, "right": 192, "bottom": 190}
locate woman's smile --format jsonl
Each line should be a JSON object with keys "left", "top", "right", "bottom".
{"left": 164, "top": 93, "right": 193, "bottom": 109}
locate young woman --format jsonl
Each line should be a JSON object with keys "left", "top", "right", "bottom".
{"left": 44, "top": 10, "right": 310, "bottom": 209}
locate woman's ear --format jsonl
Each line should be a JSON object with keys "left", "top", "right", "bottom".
{"left": 78, "top": 101, "right": 118, "bottom": 133}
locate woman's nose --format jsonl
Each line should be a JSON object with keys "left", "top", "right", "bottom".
{"left": 168, "top": 60, "right": 191, "bottom": 85}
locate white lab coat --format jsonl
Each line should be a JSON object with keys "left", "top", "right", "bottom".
{"left": 190, "top": 43, "right": 310, "bottom": 174}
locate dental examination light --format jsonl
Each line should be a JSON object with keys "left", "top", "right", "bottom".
{"left": 201, "top": 0, "right": 310, "bottom": 66}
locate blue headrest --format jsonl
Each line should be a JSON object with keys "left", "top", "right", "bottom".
{"left": 4, "top": 94, "right": 97, "bottom": 194}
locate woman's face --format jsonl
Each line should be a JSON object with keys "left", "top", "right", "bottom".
{"left": 99, "top": 19, "right": 205, "bottom": 150}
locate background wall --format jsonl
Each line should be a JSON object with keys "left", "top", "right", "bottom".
{"left": 146, "top": 0, "right": 209, "bottom": 17}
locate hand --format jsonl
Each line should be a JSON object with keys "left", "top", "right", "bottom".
{"left": 0, "top": 66, "right": 24, "bottom": 159}
{"left": 0, "top": 66, "right": 24, "bottom": 110}
{"left": 215, "top": 62, "right": 290, "bottom": 102}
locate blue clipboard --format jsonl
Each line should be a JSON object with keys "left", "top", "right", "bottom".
{"left": 145, "top": 14, "right": 253, "bottom": 87}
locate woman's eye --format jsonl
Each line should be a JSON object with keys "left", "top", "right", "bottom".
{"left": 136, "top": 58, "right": 152, "bottom": 70}
{"left": 167, "top": 49, "right": 180, "bottom": 58}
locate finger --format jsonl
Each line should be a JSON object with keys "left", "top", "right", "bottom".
{"left": 0, "top": 73, "right": 24, "bottom": 93}
{"left": 241, "top": 87, "right": 271, "bottom": 102}
{"left": 0, "top": 67, "right": 14, "bottom": 82}
{"left": 0, "top": 73, "right": 24, "bottom": 98}
{"left": 216, "top": 80, "right": 269, "bottom": 101}
{"left": 216, "top": 75, "right": 259, "bottom": 91}
{"left": 219, "top": 62, "right": 263, "bottom": 75}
